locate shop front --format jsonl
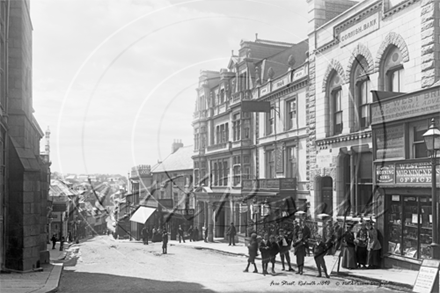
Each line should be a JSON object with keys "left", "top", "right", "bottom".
{"left": 241, "top": 178, "right": 299, "bottom": 236}
{"left": 371, "top": 86, "right": 440, "bottom": 269}
{"left": 375, "top": 160, "right": 439, "bottom": 269}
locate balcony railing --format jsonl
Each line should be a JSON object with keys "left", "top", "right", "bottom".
{"left": 207, "top": 142, "right": 228, "bottom": 152}
{"left": 242, "top": 178, "right": 297, "bottom": 191}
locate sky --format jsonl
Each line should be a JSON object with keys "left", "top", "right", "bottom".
{"left": 31, "top": 0, "right": 310, "bottom": 175}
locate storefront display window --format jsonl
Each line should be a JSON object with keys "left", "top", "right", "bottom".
{"left": 387, "top": 195, "right": 432, "bottom": 260}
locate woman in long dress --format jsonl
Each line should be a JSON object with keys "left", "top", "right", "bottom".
{"left": 367, "top": 221, "right": 382, "bottom": 269}
{"left": 341, "top": 224, "right": 357, "bottom": 269}
{"left": 355, "top": 223, "right": 368, "bottom": 268}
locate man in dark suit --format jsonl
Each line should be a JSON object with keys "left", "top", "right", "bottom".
{"left": 178, "top": 225, "right": 185, "bottom": 243}
{"left": 227, "top": 222, "right": 236, "bottom": 246}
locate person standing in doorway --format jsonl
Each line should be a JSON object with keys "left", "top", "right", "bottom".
{"left": 178, "top": 225, "right": 185, "bottom": 243}
{"left": 227, "top": 222, "right": 237, "bottom": 246}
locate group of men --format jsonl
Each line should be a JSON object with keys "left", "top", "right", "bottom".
{"left": 243, "top": 220, "right": 331, "bottom": 278}
{"left": 178, "top": 225, "right": 200, "bottom": 243}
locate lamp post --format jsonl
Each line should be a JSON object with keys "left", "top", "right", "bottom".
{"left": 423, "top": 118, "right": 440, "bottom": 260}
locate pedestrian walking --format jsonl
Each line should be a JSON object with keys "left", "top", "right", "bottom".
{"left": 313, "top": 234, "right": 330, "bottom": 278}
{"left": 204, "top": 226, "right": 208, "bottom": 242}
{"left": 178, "top": 225, "right": 185, "bottom": 243}
{"left": 259, "top": 233, "right": 271, "bottom": 276}
{"left": 59, "top": 236, "right": 65, "bottom": 251}
{"left": 162, "top": 229, "right": 168, "bottom": 254}
{"left": 293, "top": 231, "right": 309, "bottom": 275}
{"left": 193, "top": 226, "right": 199, "bottom": 241}
{"left": 243, "top": 233, "right": 258, "bottom": 273}
{"left": 51, "top": 234, "right": 57, "bottom": 250}
{"left": 367, "top": 221, "right": 382, "bottom": 269}
{"left": 268, "top": 234, "right": 280, "bottom": 274}
{"left": 277, "top": 228, "right": 295, "bottom": 272}
{"left": 332, "top": 222, "right": 343, "bottom": 254}
{"left": 341, "top": 224, "right": 357, "bottom": 269}
{"left": 142, "top": 226, "right": 149, "bottom": 245}
{"left": 227, "top": 222, "right": 236, "bottom": 246}
{"left": 188, "top": 226, "right": 193, "bottom": 242}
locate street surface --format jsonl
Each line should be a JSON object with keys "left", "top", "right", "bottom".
{"left": 58, "top": 236, "right": 395, "bottom": 293}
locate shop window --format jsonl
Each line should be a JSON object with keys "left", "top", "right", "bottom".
{"left": 387, "top": 195, "right": 433, "bottom": 260}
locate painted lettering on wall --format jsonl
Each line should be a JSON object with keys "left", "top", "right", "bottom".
{"left": 371, "top": 87, "right": 440, "bottom": 124}
{"left": 339, "top": 14, "right": 380, "bottom": 47}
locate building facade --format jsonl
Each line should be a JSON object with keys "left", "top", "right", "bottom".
{"left": 192, "top": 37, "right": 310, "bottom": 241}
{"left": 307, "top": 0, "right": 440, "bottom": 269}
{"left": 1, "top": 0, "right": 50, "bottom": 271}
{"left": 152, "top": 143, "right": 194, "bottom": 240}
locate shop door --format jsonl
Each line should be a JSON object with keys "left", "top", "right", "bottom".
{"left": 215, "top": 205, "right": 225, "bottom": 237}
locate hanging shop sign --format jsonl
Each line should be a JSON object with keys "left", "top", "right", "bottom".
{"left": 376, "top": 164, "right": 395, "bottom": 184}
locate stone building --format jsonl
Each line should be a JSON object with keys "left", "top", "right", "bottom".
{"left": 307, "top": 0, "right": 440, "bottom": 268}
{"left": 192, "top": 37, "right": 308, "bottom": 242}
{"left": 1, "top": 0, "right": 50, "bottom": 271}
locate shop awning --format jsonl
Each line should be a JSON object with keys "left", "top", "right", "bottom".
{"left": 130, "top": 206, "right": 156, "bottom": 224}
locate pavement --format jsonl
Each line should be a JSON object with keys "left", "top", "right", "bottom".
{"left": 169, "top": 238, "right": 418, "bottom": 292}
{"left": 0, "top": 236, "right": 419, "bottom": 292}
{"left": 0, "top": 242, "right": 68, "bottom": 293}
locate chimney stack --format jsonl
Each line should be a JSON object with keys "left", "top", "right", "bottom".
{"left": 171, "top": 139, "right": 183, "bottom": 153}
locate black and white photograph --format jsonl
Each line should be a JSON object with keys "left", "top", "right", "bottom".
{"left": 1, "top": 0, "right": 440, "bottom": 292}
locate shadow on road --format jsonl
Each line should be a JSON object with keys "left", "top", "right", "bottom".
{"left": 59, "top": 271, "right": 217, "bottom": 293}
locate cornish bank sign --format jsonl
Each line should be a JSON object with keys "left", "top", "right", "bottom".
{"left": 339, "top": 13, "right": 379, "bottom": 47}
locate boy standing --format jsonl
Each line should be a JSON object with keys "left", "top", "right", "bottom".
{"left": 259, "top": 233, "right": 270, "bottom": 275}
{"left": 268, "top": 235, "right": 280, "bottom": 274}
{"left": 313, "top": 234, "right": 330, "bottom": 278}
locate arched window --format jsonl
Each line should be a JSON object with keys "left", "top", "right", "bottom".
{"left": 351, "top": 56, "right": 371, "bottom": 129}
{"left": 380, "top": 45, "right": 404, "bottom": 92}
{"left": 327, "top": 71, "right": 343, "bottom": 136}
